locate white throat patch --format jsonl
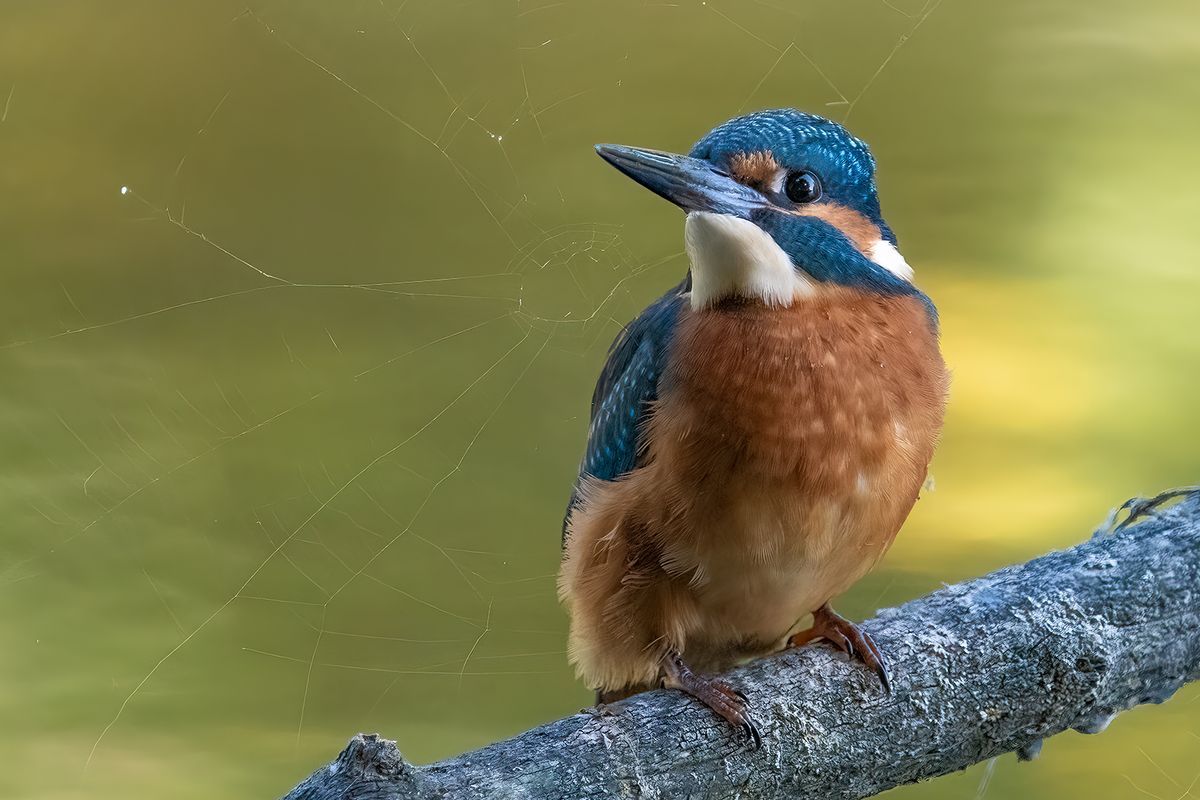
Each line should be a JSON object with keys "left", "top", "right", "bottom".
{"left": 684, "top": 212, "right": 814, "bottom": 309}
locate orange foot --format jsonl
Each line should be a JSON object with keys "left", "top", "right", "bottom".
{"left": 662, "top": 650, "right": 761, "bottom": 748}
{"left": 789, "top": 603, "right": 891, "bottom": 693}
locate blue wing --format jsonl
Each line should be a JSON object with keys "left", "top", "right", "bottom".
{"left": 563, "top": 276, "right": 690, "bottom": 541}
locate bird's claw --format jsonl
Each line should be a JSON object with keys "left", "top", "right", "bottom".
{"left": 662, "top": 651, "right": 762, "bottom": 749}
{"left": 740, "top": 719, "right": 763, "bottom": 749}
{"left": 789, "top": 604, "right": 892, "bottom": 694}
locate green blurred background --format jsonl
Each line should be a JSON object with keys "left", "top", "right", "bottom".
{"left": 2, "top": 0, "right": 1198, "bottom": 797}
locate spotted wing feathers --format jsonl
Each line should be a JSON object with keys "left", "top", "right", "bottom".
{"left": 562, "top": 277, "right": 689, "bottom": 541}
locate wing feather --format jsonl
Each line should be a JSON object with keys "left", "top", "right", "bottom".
{"left": 562, "top": 276, "right": 689, "bottom": 541}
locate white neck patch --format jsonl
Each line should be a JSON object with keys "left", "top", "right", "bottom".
{"left": 867, "top": 238, "right": 914, "bottom": 281}
{"left": 685, "top": 212, "right": 814, "bottom": 310}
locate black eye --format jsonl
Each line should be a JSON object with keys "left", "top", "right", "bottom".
{"left": 783, "top": 170, "right": 822, "bottom": 204}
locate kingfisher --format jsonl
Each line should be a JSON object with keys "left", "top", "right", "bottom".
{"left": 558, "top": 108, "right": 948, "bottom": 744}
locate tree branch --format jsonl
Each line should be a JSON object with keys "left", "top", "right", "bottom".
{"left": 280, "top": 489, "right": 1200, "bottom": 800}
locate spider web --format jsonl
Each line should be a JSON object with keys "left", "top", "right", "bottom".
{"left": 2, "top": 1, "right": 1197, "bottom": 798}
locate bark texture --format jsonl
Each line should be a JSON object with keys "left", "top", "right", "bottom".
{"left": 280, "top": 489, "right": 1200, "bottom": 800}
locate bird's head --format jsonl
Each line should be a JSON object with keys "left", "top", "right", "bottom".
{"left": 596, "top": 108, "right": 921, "bottom": 311}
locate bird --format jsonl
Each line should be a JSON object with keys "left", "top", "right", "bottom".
{"left": 557, "top": 108, "right": 948, "bottom": 744}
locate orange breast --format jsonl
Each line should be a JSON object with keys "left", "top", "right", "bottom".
{"left": 641, "top": 286, "right": 948, "bottom": 647}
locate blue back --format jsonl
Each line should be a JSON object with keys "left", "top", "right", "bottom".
{"left": 563, "top": 276, "right": 689, "bottom": 541}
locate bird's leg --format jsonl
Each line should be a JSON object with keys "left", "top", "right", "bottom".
{"left": 660, "top": 650, "right": 761, "bottom": 747}
{"left": 788, "top": 603, "right": 891, "bottom": 692}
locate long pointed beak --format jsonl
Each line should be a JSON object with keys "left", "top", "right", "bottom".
{"left": 595, "top": 144, "right": 767, "bottom": 219}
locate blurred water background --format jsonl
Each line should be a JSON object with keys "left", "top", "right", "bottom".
{"left": 1, "top": 0, "right": 1198, "bottom": 797}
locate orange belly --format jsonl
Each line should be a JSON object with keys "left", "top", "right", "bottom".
{"left": 559, "top": 286, "right": 947, "bottom": 690}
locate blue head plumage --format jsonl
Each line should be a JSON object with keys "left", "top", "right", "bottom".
{"left": 597, "top": 109, "right": 930, "bottom": 314}
{"left": 688, "top": 109, "right": 891, "bottom": 243}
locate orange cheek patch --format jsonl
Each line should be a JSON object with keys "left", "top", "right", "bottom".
{"left": 728, "top": 150, "right": 781, "bottom": 189}
{"left": 793, "top": 203, "right": 882, "bottom": 256}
